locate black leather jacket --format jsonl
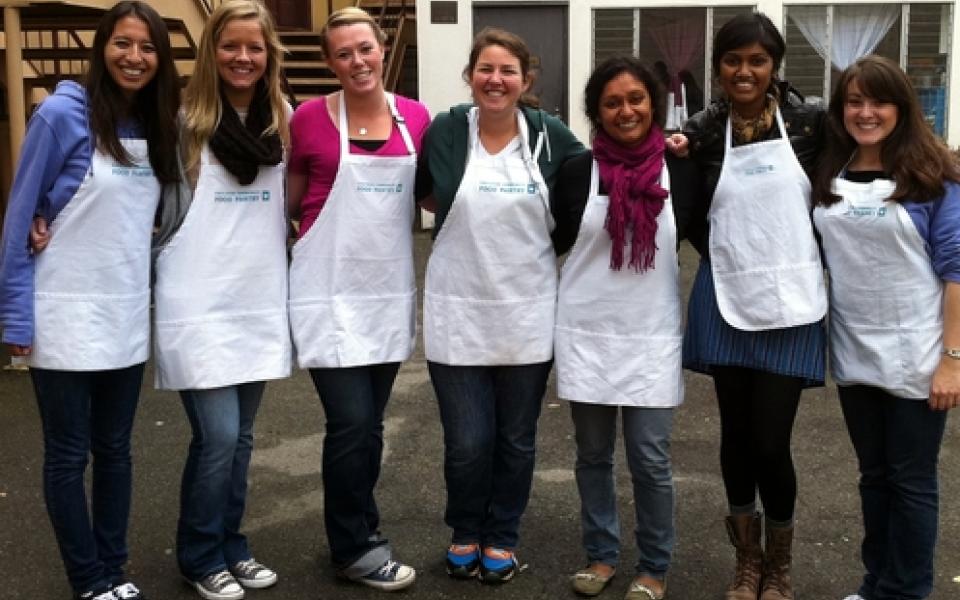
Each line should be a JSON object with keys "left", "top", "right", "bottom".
{"left": 683, "top": 82, "right": 825, "bottom": 255}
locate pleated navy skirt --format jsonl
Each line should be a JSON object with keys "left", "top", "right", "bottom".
{"left": 682, "top": 259, "right": 825, "bottom": 388}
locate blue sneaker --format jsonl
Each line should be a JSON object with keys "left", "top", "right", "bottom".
{"left": 479, "top": 547, "right": 517, "bottom": 584}
{"left": 445, "top": 544, "right": 480, "bottom": 579}
{"left": 355, "top": 559, "right": 416, "bottom": 591}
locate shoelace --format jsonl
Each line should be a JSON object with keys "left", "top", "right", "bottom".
{"left": 113, "top": 583, "right": 140, "bottom": 599}
{"left": 375, "top": 560, "right": 400, "bottom": 578}
{"left": 207, "top": 571, "right": 235, "bottom": 590}
{"left": 234, "top": 558, "right": 262, "bottom": 576}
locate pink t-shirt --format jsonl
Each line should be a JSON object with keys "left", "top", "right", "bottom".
{"left": 288, "top": 94, "right": 431, "bottom": 237}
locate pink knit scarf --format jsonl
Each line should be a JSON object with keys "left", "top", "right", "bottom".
{"left": 592, "top": 125, "right": 668, "bottom": 272}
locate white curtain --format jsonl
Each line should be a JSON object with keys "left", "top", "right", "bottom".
{"left": 789, "top": 4, "right": 899, "bottom": 70}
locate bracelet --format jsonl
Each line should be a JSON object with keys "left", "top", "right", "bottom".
{"left": 945, "top": 348, "right": 960, "bottom": 360}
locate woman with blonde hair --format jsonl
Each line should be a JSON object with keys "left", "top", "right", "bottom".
{"left": 152, "top": 1, "right": 292, "bottom": 598}
{"left": 287, "top": 5, "right": 429, "bottom": 591}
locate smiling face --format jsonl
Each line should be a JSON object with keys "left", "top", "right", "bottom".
{"left": 843, "top": 79, "right": 899, "bottom": 156}
{"left": 718, "top": 42, "right": 774, "bottom": 117}
{"left": 104, "top": 15, "right": 158, "bottom": 99}
{"left": 469, "top": 44, "right": 529, "bottom": 117}
{"left": 325, "top": 22, "right": 384, "bottom": 97}
{"left": 216, "top": 17, "right": 267, "bottom": 107}
{"left": 598, "top": 72, "right": 653, "bottom": 147}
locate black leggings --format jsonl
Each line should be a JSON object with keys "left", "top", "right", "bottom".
{"left": 713, "top": 366, "right": 803, "bottom": 522}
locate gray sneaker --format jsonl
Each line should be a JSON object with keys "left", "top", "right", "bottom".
{"left": 230, "top": 558, "right": 278, "bottom": 589}
{"left": 191, "top": 570, "right": 244, "bottom": 600}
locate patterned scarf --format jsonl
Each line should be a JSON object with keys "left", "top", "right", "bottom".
{"left": 592, "top": 124, "right": 668, "bottom": 272}
{"left": 730, "top": 95, "right": 778, "bottom": 145}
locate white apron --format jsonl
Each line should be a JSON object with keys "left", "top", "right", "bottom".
{"left": 708, "top": 108, "right": 827, "bottom": 331}
{"left": 153, "top": 146, "right": 291, "bottom": 390}
{"left": 555, "top": 160, "right": 683, "bottom": 407}
{"left": 424, "top": 107, "right": 555, "bottom": 365}
{"left": 288, "top": 92, "right": 417, "bottom": 368}
{"left": 31, "top": 140, "right": 160, "bottom": 370}
{"left": 813, "top": 177, "right": 943, "bottom": 399}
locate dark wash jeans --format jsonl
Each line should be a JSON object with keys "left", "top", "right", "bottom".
{"left": 839, "top": 385, "right": 948, "bottom": 600}
{"left": 310, "top": 363, "right": 400, "bottom": 578}
{"left": 428, "top": 360, "right": 552, "bottom": 549}
{"left": 177, "top": 382, "right": 264, "bottom": 581}
{"left": 31, "top": 363, "right": 145, "bottom": 595}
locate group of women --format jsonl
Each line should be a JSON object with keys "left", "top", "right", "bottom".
{"left": 0, "top": 3, "right": 957, "bottom": 600}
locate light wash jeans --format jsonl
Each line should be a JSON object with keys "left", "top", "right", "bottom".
{"left": 177, "top": 382, "right": 264, "bottom": 581}
{"left": 570, "top": 402, "right": 675, "bottom": 578}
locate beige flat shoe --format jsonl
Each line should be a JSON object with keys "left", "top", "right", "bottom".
{"left": 571, "top": 564, "right": 616, "bottom": 597}
{"left": 624, "top": 575, "right": 666, "bottom": 600}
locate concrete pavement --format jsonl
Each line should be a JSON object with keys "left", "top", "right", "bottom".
{"left": 1, "top": 236, "right": 958, "bottom": 600}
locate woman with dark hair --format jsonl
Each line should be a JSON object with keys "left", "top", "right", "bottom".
{"left": 417, "top": 27, "right": 585, "bottom": 584}
{"left": 152, "top": 1, "right": 291, "bottom": 598}
{"left": 682, "top": 12, "right": 826, "bottom": 600}
{"left": 812, "top": 55, "right": 960, "bottom": 600}
{"left": 551, "top": 55, "right": 698, "bottom": 600}
{"left": 0, "top": 2, "right": 179, "bottom": 599}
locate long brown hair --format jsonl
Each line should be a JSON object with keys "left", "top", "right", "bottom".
{"left": 813, "top": 55, "right": 960, "bottom": 206}
{"left": 86, "top": 0, "right": 180, "bottom": 183}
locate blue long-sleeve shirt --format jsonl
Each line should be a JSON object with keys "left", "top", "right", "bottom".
{"left": 902, "top": 181, "right": 960, "bottom": 283}
{"left": 0, "top": 80, "right": 142, "bottom": 346}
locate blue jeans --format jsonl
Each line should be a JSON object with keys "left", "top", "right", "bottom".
{"left": 428, "top": 360, "right": 552, "bottom": 549}
{"left": 309, "top": 363, "right": 399, "bottom": 577}
{"left": 31, "top": 364, "right": 145, "bottom": 595}
{"left": 839, "top": 385, "right": 947, "bottom": 600}
{"left": 177, "top": 382, "right": 264, "bottom": 581}
{"left": 571, "top": 402, "right": 675, "bottom": 578}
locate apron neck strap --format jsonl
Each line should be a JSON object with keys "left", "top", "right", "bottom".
{"left": 386, "top": 92, "right": 416, "bottom": 155}
{"left": 589, "top": 159, "right": 600, "bottom": 198}
{"left": 339, "top": 91, "right": 415, "bottom": 156}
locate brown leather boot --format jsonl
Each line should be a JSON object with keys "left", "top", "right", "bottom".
{"left": 760, "top": 524, "right": 794, "bottom": 600}
{"left": 725, "top": 513, "right": 763, "bottom": 600}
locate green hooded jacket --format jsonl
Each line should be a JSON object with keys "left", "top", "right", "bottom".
{"left": 416, "top": 103, "right": 586, "bottom": 238}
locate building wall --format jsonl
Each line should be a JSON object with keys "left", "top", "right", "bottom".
{"left": 417, "top": 0, "right": 960, "bottom": 147}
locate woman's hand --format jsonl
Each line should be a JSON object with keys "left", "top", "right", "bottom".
{"left": 930, "top": 281, "right": 960, "bottom": 410}
{"left": 30, "top": 216, "right": 50, "bottom": 254}
{"left": 664, "top": 133, "right": 689, "bottom": 157}
{"left": 929, "top": 357, "right": 960, "bottom": 410}
{"left": 6, "top": 343, "right": 31, "bottom": 356}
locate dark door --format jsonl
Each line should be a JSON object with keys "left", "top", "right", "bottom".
{"left": 264, "top": 0, "right": 311, "bottom": 30}
{"left": 473, "top": 4, "right": 569, "bottom": 123}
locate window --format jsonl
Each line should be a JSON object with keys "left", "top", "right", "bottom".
{"left": 592, "top": 6, "right": 754, "bottom": 130}
{"left": 784, "top": 3, "right": 951, "bottom": 135}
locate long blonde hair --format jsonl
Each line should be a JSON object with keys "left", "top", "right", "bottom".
{"left": 182, "top": 0, "right": 288, "bottom": 171}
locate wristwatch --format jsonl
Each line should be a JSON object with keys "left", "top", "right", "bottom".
{"left": 945, "top": 348, "right": 960, "bottom": 360}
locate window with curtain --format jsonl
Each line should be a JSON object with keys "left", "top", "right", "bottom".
{"left": 592, "top": 6, "right": 753, "bottom": 130}
{"left": 783, "top": 3, "right": 951, "bottom": 136}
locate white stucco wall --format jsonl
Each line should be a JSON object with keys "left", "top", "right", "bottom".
{"left": 418, "top": 0, "right": 959, "bottom": 147}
